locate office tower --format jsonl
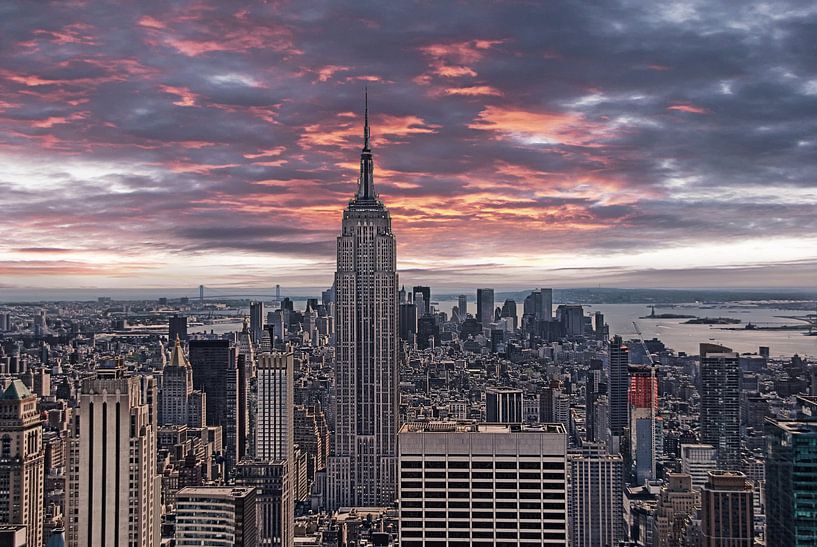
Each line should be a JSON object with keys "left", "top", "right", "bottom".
{"left": 654, "top": 473, "right": 699, "bottom": 547}
{"left": 700, "top": 344, "right": 741, "bottom": 470}
{"left": 458, "top": 294, "right": 468, "bottom": 319}
{"left": 235, "top": 460, "right": 291, "bottom": 547}
{"left": 399, "top": 302, "right": 418, "bottom": 342}
{"left": 525, "top": 287, "right": 553, "bottom": 321}
{"left": 0, "top": 380, "right": 45, "bottom": 547}
{"left": 629, "top": 364, "right": 658, "bottom": 483}
{"left": 0, "top": 526, "right": 27, "bottom": 546}
{"left": 294, "top": 404, "right": 330, "bottom": 483}
{"left": 701, "top": 471, "right": 754, "bottom": 547}
{"left": 190, "top": 339, "right": 236, "bottom": 453}
{"left": 161, "top": 336, "right": 194, "bottom": 425}
{"left": 398, "top": 422, "right": 568, "bottom": 545}
{"left": 416, "top": 315, "right": 439, "bottom": 350}
{"left": 476, "top": 288, "right": 494, "bottom": 325}
{"left": 412, "top": 286, "right": 431, "bottom": 316}
{"left": 609, "top": 336, "right": 630, "bottom": 438}
{"left": 168, "top": 314, "right": 188, "bottom": 342}
{"left": 681, "top": 444, "right": 718, "bottom": 490}
{"left": 175, "top": 486, "right": 258, "bottom": 547}
{"left": 556, "top": 304, "right": 584, "bottom": 337}
{"left": 250, "top": 301, "right": 265, "bottom": 344}
{"left": 67, "top": 375, "right": 159, "bottom": 547}
{"left": 765, "top": 419, "right": 817, "bottom": 545}
{"left": 485, "top": 387, "right": 523, "bottom": 423}
{"left": 568, "top": 443, "right": 624, "bottom": 547}
{"left": 256, "top": 352, "right": 293, "bottom": 462}
{"left": 500, "top": 299, "right": 518, "bottom": 330}
{"left": 328, "top": 95, "right": 399, "bottom": 509}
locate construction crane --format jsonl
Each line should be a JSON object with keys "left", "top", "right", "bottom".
{"left": 632, "top": 321, "right": 657, "bottom": 366}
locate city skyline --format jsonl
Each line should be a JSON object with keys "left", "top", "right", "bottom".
{"left": 2, "top": 2, "right": 817, "bottom": 290}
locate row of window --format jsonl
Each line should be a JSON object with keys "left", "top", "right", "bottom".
{"left": 401, "top": 460, "right": 564, "bottom": 470}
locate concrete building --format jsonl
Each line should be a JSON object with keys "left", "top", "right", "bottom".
{"left": 328, "top": 97, "right": 400, "bottom": 510}
{"left": 700, "top": 344, "right": 741, "bottom": 470}
{"left": 0, "top": 380, "right": 45, "bottom": 547}
{"left": 485, "top": 387, "right": 523, "bottom": 423}
{"left": 654, "top": 473, "right": 699, "bottom": 547}
{"left": 568, "top": 443, "right": 624, "bottom": 547}
{"left": 67, "top": 374, "right": 159, "bottom": 547}
{"left": 701, "top": 471, "right": 754, "bottom": 547}
{"left": 175, "top": 486, "right": 258, "bottom": 547}
{"left": 398, "top": 422, "right": 568, "bottom": 545}
{"left": 681, "top": 444, "right": 718, "bottom": 490}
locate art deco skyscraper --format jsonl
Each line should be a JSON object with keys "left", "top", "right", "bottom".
{"left": 0, "top": 380, "right": 45, "bottom": 547}
{"left": 327, "top": 94, "right": 399, "bottom": 509}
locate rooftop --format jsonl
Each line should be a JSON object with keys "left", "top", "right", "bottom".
{"left": 399, "top": 421, "right": 565, "bottom": 435}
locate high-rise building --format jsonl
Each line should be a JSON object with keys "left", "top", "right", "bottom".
{"left": 190, "top": 339, "right": 237, "bottom": 458}
{"left": 256, "top": 352, "right": 293, "bottom": 462}
{"left": 0, "top": 380, "right": 45, "bottom": 547}
{"left": 500, "top": 299, "right": 518, "bottom": 330}
{"left": 412, "top": 286, "right": 431, "bottom": 316}
{"left": 654, "top": 473, "right": 699, "bottom": 547}
{"left": 169, "top": 314, "right": 188, "bottom": 342}
{"left": 485, "top": 387, "right": 523, "bottom": 423}
{"left": 457, "top": 294, "right": 468, "bottom": 320}
{"left": 765, "top": 419, "right": 817, "bottom": 545}
{"left": 700, "top": 344, "right": 741, "bottom": 470}
{"left": 629, "top": 364, "right": 658, "bottom": 483}
{"left": 235, "top": 460, "right": 291, "bottom": 547}
{"left": 609, "top": 336, "right": 630, "bottom": 439}
{"left": 681, "top": 444, "right": 718, "bottom": 490}
{"left": 161, "top": 337, "right": 195, "bottom": 426}
{"left": 294, "top": 404, "right": 330, "bottom": 483}
{"left": 250, "top": 301, "right": 265, "bottom": 344}
{"left": 175, "top": 486, "right": 258, "bottom": 547}
{"left": 399, "top": 302, "right": 418, "bottom": 342}
{"left": 700, "top": 471, "right": 754, "bottom": 547}
{"left": 476, "top": 288, "right": 494, "bottom": 325}
{"left": 568, "top": 443, "right": 624, "bottom": 547}
{"left": 398, "top": 422, "right": 568, "bottom": 545}
{"left": 328, "top": 95, "right": 399, "bottom": 509}
{"left": 67, "top": 375, "right": 159, "bottom": 547}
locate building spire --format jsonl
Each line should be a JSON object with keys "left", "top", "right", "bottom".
{"left": 356, "top": 87, "right": 376, "bottom": 201}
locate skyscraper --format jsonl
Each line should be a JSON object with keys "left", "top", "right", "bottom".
{"left": 457, "top": 294, "right": 468, "bottom": 319}
{"left": 629, "top": 364, "right": 658, "bottom": 484}
{"left": 0, "top": 380, "right": 44, "bottom": 547}
{"left": 256, "top": 352, "right": 294, "bottom": 462}
{"left": 700, "top": 471, "right": 754, "bottom": 546}
{"left": 765, "top": 419, "right": 817, "bottom": 545}
{"left": 250, "top": 301, "right": 265, "bottom": 344}
{"left": 328, "top": 94, "right": 399, "bottom": 509}
{"left": 568, "top": 443, "right": 624, "bottom": 547}
{"left": 190, "top": 339, "right": 237, "bottom": 462}
{"left": 168, "top": 314, "right": 188, "bottom": 342}
{"left": 67, "top": 374, "right": 159, "bottom": 547}
{"left": 161, "top": 336, "right": 194, "bottom": 426}
{"left": 476, "top": 288, "right": 494, "bottom": 325}
{"left": 609, "top": 336, "right": 630, "bottom": 439}
{"left": 485, "top": 387, "right": 523, "bottom": 423}
{"left": 700, "top": 344, "right": 741, "bottom": 470}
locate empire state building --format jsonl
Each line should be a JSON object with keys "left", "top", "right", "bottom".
{"left": 327, "top": 95, "right": 399, "bottom": 509}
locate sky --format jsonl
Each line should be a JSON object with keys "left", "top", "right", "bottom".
{"left": 1, "top": 1, "right": 816, "bottom": 292}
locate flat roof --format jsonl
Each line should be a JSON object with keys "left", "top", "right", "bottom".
{"left": 399, "top": 421, "right": 565, "bottom": 434}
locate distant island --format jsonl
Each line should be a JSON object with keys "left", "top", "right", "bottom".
{"left": 640, "top": 313, "right": 697, "bottom": 319}
{"left": 683, "top": 317, "right": 742, "bottom": 325}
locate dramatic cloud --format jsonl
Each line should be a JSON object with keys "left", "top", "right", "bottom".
{"left": 1, "top": 0, "right": 816, "bottom": 290}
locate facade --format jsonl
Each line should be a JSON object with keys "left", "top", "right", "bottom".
{"left": 700, "top": 344, "right": 741, "bottom": 470}
{"left": 168, "top": 315, "right": 188, "bottom": 342}
{"left": 250, "top": 301, "right": 265, "bottom": 344}
{"left": 629, "top": 364, "right": 658, "bottom": 483}
{"left": 327, "top": 96, "right": 399, "bottom": 509}
{"left": 700, "top": 471, "right": 754, "bottom": 547}
{"left": 681, "top": 444, "right": 718, "bottom": 490}
{"left": 765, "top": 419, "right": 817, "bottom": 545}
{"left": 256, "top": 352, "right": 294, "bottom": 462}
{"left": 609, "top": 336, "right": 630, "bottom": 438}
{"left": 189, "top": 339, "right": 235, "bottom": 433}
{"left": 654, "top": 473, "right": 699, "bottom": 547}
{"left": 175, "top": 486, "right": 258, "bottom": 547}
{"left": 160, "top": 337, "right": 197, "bottom": 426}
{"left": 568, "top": 443, "right": 624, "bottom": 547}
{"left": 398, "top": 422, "right": 568, "bottom": 546}
{"left": 0, "top": 380, "right": 45, "bottom": 547}
{"left": 485, "top": 387, "right": 523, "bottom": 423}
{"left": 294, "top": 404, "right": 330, "bottom": 482}
{"left": 235, "top": 458, "right": 291, "bottom": 546}
{"left": 67, "top": 375, "right": 159, "bottom": 547}
{"left": 476, "top": 288, "right": 494, "bottom": 325}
